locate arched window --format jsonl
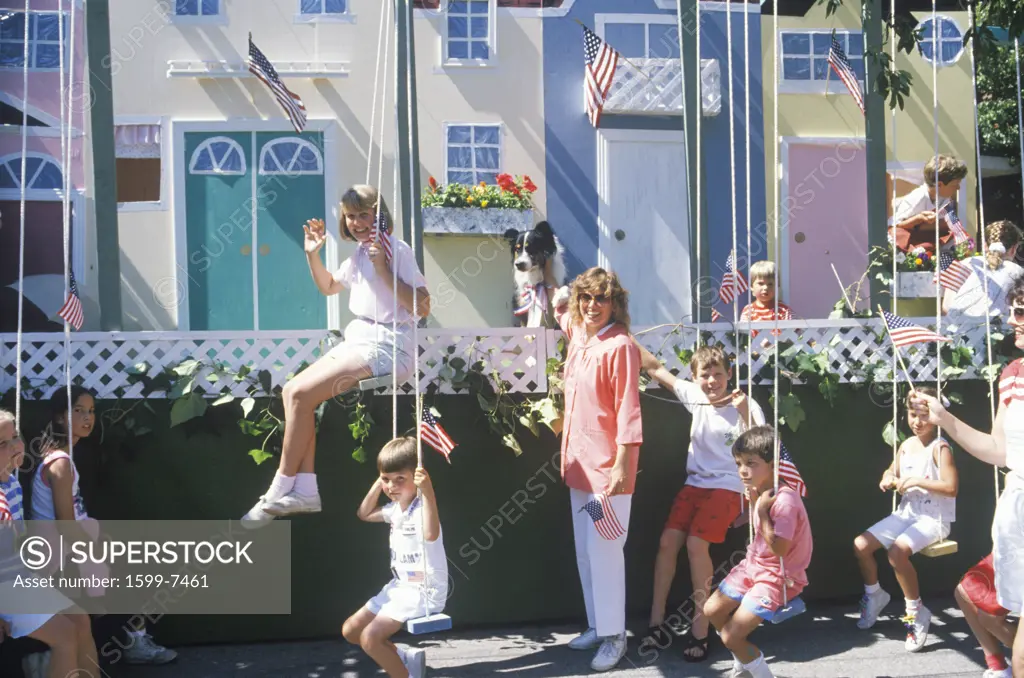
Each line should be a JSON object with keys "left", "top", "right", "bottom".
{"left": 917, "top": 16, "right": 964, "bottom": 66}
{"left": 0, "top": 154, "right": 63, "bottom": 190}
{"left": 189, "top": 137, "right": 246, "bottom": 175}
{"left": 259, "top": 138, "right": 324, "bottom": 175}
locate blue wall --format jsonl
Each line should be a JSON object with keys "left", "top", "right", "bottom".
{"left": 543, "top": 1, "right": 766, "bottom": 293}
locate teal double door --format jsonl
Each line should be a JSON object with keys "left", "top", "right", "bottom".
{"left": 183, "top": 131, "right": 327, "bottom": 330}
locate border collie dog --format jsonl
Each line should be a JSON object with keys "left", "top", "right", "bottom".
{"left": 503, "top": 221, "right": 567, "bottom": 328}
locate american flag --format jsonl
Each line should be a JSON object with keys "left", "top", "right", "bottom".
{"left": 719, "top": 252, "right": 749, "bottom": 305}
{"left": 374, "top": 209, "right": 393, "bottom": 266}
{"left": 247, "top": 34, "right": 307, "bottom": 133}
{"left": 58, "top": 269, "right": 84, "bottom": 330}
{"left": 827, "top": 34, "right": 864, "bottom": 114}
{"left": 940, "top": 204, "right": 971, "bottom": 246}
{"left": 420, "top": 410, "right": 456, "bottom": 462}
{"left": 579, "top": 492, "right": 624, "bottom": 541}
{"left": 582, "top": 23, "right": 619, "bottom": 128}
{"left": 0, "top": 492, "right": 10, "bottom": 523}
{"left": 778, "top": 441, "right": 806, "bottom": 498}
{"left": 711, "top": 308, "right": 722, "bottom": 322}
{"left": 880, "top": 310, "right": 950, "bottom": 348}
{"left": 936, "top": 251, "right": 971, "bottom": 292}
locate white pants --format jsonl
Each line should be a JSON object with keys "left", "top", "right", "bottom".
{"left": 330, "top": 318, "right": 413, "bottom": 380}
{"left": 570, "top": 487, "right": 632, "bottom": 637}
{"left": 993, "top": 476, "right": 1024, "bottom": 614}
{"left": 866, "top": 512, "right": 950, "bottom": 554}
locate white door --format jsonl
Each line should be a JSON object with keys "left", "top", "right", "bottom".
{"left": 597, "top": 130, "right": 691, "bottom": 326}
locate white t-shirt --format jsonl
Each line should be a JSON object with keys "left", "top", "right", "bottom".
{"left": 671, "top": 380, "right": 766, "bottom": 493}
{"left": 891, "top": 184, "right": 951, "bottom": 226}
{"left": 333, "top": 238, "right": 427, "bottom": 326}
{"left": 948, "top": 256, "right": 1024, "bottom": 321}
{"left": 1000, "top": 360, "right": 1024, "bottom": 482}
{"left": 382, "top": 496, "right": 448, "bottom": 593}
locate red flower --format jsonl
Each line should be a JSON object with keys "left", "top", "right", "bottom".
{"left": 523, "top": 176, "right": 537, "bottom": 193}
{"left": 496, "top": 173, "right": 514, "bottom": 190}
{"left": 428, "top": 176, "right": 438, "bottom": 191}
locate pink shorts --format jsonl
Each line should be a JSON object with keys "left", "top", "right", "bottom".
{"left": 719, "top": 559, "right": 804, "bottom": 622}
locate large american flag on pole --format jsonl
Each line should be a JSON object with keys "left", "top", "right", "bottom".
{"left": 778, "top": 441, "right": 806, "bottom": 497}
{"left": 420, "top": 410, "right": 456, "bottom": 462}
{"left": 827, "top": 34, "right": 864, "bottom": 114}
{"left": 58, "top": 269, "right": 84, "bottom": 330}
{"left": 936, "top": 251, "right": 972, "bottom": 292}
{"left": 880, "top": 310, "right": 950, "bottom": 348}
{"left": 719, "top": 251, "right": 749, "bottom": 305}
{"left": 582, "top": 23, "right": 619, "bottom": 128}
{"left": 940, "top": 204, "right": 971, "bottom": 246}
{"left": 579, "top": 492, "right": 625, "bottom": 541}
{"left": 247, "top": 33, "right": 307, "bottom": 133}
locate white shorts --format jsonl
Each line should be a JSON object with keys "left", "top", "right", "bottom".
{"left": 866, "top": 513, "right": 950, "bottom": 554}
{"left": 329, "top": 318, "right": 414, "bottom": 381}
{"left": 366, "top": 579, "right": 446, "bottom": 624}
{"left": 993, "top": 478, "right": 1024, "bottom": 615}
{"left": 0, "top": 580, "right": 77, "bottom": 638}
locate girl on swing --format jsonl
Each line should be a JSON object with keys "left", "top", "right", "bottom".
{"left": 243, "top": 185, "right": 430, "bottom": 525}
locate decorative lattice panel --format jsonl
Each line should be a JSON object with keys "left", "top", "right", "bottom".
{"left": 0, "top": 319, "right": 1003, "bottom": 400}
{"left": 605, "top": 58, "right": 683, "bottom": 115}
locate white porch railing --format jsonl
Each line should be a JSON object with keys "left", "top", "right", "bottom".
{"left": 0, "top": 318, "right": 1002, "bottom": 400}
{"left": 604, "top": 58, "right": 721, "bottom": 117}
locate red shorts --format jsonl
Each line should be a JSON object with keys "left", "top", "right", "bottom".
{"left": 960, "top": 554, "right": 1009, "bottom": 617}
{"left": 664, "top": 485, "right": 742, "bottom": 544}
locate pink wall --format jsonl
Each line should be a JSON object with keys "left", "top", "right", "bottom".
{"left": 0, "top": 0, "right": 87, "bottom": 190}
{"left": 785, "top": 141, "right": 868, "bottom": 318}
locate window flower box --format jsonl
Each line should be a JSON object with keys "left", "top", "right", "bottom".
{"left": 897, "top": 271, "right": 938, "bottom": 298}
{"left": 421, "top": 173, "right": 537, "bottom": 235}
{"left": 422, "top": 206, "right": 532, "bottom": 235}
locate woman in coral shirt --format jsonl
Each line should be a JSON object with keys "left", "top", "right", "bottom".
{"left": 552, "top": 267, "right": 643, "bottom": 673}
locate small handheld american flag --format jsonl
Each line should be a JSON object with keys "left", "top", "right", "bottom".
{"left": 420, "top": 410, "right": 456, "bottom": 463}
{"left": 880, "top": 310, "right": 950, "bottom": 348}
{"left": 940, "top": 204, "right": 971, "bottom": 246}
{"left": 582, "top": 23, "right": 619, "bottom": 129}
{"left": 719, "top": 251, "right": 748, "bottom": 305}
{"left": 778, "top": 441, "right": 806, "bottom": 498}
{"left": 827, "top": 34, "right": 864, "bottom": 113}
{"left": 374, "top": 208, "right": 393, "bottom": 266}
{"left": 579, "top": 492, "right": 624, "bottom": 541}
{"left": 58, "top": 269, "right": 84, "bottom": 330}
{"left": 247, "top": 34, "right": 307, "bottom": 134}
{"left": 936, "top": 251, "right": 971, "bottom": 292}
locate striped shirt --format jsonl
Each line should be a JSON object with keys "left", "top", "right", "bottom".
{"left": 999, "top": 359, "right": 1024, "bottom": 478}
{"left": 0, "top": 475, "right": 26, "bottom": 582}
{"left": 740, "top": 302, "right": 793, "bottom": 338}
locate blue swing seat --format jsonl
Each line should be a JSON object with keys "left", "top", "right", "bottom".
{"left": 770, "top": 596, "right": 806, "bottom": 625}
{"left": 406, "top": 613, "right": 452, "bottom": 635}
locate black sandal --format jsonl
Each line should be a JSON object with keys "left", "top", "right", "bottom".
{"left": 681, "top": 630, "right": 711, "bottom": 663}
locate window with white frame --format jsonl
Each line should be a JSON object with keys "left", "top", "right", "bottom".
{"left": 0, "top": 12, "right": 66, "bottom": 71}
{"left": 174, "top": 0, "right": 220, "bottom": 17}
{"left": 445, "top": 124, "right": 500, "bottom": 185}
{"left": 259, "top": 139, "right": 323, "bottom": 175}
{"left": 600, "top": 18, "right": 680, "bottom": 59}
{"left": 0, "top": 154, "right": 63, "bottom": 190}
{"left": 779, "top": 30, "right": 864, "bottom": 91}
{"left": 190, "top": 138, "right": 246, "bottom": 175}
{"left": 445, "top": 0, "right": 494, "bottom": 63}
{"left": 116, "top": 124, "right": 162, "bottom": 205}
{"left": 917, "top": 16, "right": 963, "bottom": 66}
{"left": 300, "top": 0, "right": 347, "bottom": 16}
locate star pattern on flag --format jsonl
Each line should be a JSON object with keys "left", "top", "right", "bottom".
{"left": 936, "top": 251, "right": 971, "bottom": 292}
{"left": 719, "top": 251, "right": 748, "bottom": 305}
{"left": 582, "top": 23, "right": 620, "bottom": 128}
{"left": 827, "top": 33, "right": 864, "bottom": 113}
{"left": 579, "top": 493, "right": 624, "bottom": 541}
{"left": 880, "top": 310, "right": 950, "bottom": 348}
{"left": 778, "top": 441, "right": 806, "bottom": 497}
{"left": 420, "top": 410, "right": 456, "bottom": 462}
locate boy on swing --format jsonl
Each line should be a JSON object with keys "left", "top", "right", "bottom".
{"left": 342, "top": 437, "right": 448, "bottom": 678}
{"left": 705, "top": 426, "right": 813, "bottom": 678}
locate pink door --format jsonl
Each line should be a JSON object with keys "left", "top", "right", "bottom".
{"left": 785, "top": 141, "right": 867, "bottom": 318}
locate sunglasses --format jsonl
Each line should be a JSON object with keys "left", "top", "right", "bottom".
{"left": 579, "top": 293, "right": 609, "bottom": 305}
{"left": 1010, "top": 306, "right": 1024, "bottom": 320}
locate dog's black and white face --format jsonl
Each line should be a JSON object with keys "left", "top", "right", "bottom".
{"left": 503, "top": 221, "right": 565, "bottom": 287}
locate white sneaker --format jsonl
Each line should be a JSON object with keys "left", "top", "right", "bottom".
{"left": 983, "top": 668, "right": 1013, "bottom": 678}
{"left": 241, "top": 495, "right": 277, "bottom": 529}
{"left": 122, "top": 633, "right": 178, "bottom": 664}
{"left": 402, "top": 647, "right": 426, "bottom": 678}
{"left": 567, "top": 627, "right": 601, "bottom": 650}
{"left": 903, "top": 605, "right": 932, "bottom": 652}
{"left": 590, "top": 633, "right": 626, "bottom": 672}
{"left": 262, "top": 490, "right": 322, "bottom": 517}
{"left": 856, "top": 588, "right": 891, "bottom": 630}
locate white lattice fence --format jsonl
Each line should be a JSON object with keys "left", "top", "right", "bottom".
{"left": 605, "top": 58, "right": 683, "bottom": 115}
{"left": 0, "top": 319, "right": 1003, "bottom": 400}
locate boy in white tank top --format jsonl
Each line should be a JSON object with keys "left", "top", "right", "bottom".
{"left": 852, "top": 386, "right": 958, "bottom": 653}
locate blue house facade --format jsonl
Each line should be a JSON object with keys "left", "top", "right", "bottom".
{"left": 542, "top": 0, "right": 766, "bottom": 325}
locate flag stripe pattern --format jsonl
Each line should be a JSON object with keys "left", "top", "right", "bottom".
{"left": 420, "top": 411, "right": 456, "bottom": 462}
{"left": 828, "top": 34, "right": 864, "bottom": 113}
{"left": 375, "top": 210, "right": 393, "bottom": 266}
{"left": 58, "top": 269, "right": 84, "bottom": 330}
{"left": 719, "top": 252, "right": 749, "bottom": 305}
{"left": 248, "top": 34, "right": 307, "bottom": 133}
{"left": 778, "top": 441, "right": 806, "bottom": 497}
{"left": 936, "top": 252, "right": 972, "bottom": 292}
{"left": 582, "top": 24, "right": 619, "bottom": 128}
{"left": 711, "top": 308, "right": 722, "bottom": 322}
{"left": 881, "top": 310, "right": 950, "bottom": 347}
{"left": 998, "top": 360, "right": 1024, "bottom": 406}
{"left": 941, "top": 204, "right": 971, "bottom": 246}
{"left": 580, "top": 493, "right": 625, "bottom": 541}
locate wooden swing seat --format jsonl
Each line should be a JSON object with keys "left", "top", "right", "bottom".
{"left": 358, "top": 375, "right": 393, "bottom": 391}
{"left": 920, "top": 539, "right": 958, "bottom": 558}
{"left": 406, "top": 613, "right": 451, "bottom": 635}
{"left": 770, "top": 596, "right": 806, "bottom": 625}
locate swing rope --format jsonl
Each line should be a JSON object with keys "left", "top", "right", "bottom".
{"left": 726, "top": 0, "right": 740, "bottom": 370}
{"left": 14, "top": 0, "right": 31, "bottom": 438}
{"left": 1016, "top": 38, "right": 1024, "bottom": 230}
{"left": 889, "top": 0, "right": 899, "bottom": 514}
{"left": 695, "top": 0, "right": 703, "bottom": 348}
{"left": 743, "top": 0, "right": 754, "bottom": 409}
{"left": 58, "top": 0, "right": 77, "bottom": 463}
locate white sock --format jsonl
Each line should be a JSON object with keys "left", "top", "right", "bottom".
{"left": 267, "top": 472, "right": 295, "bottom": 502}
{"left": 906, "top": 598, "right": 921, "bottom": 614}
{"left": 865, "top": 583, "right": 881, "bottom": 595}
{"left": 743, "top": 652, "right": 775, "bottom": 678}
{"left": 295, "top": 473, "right": 319, "bottom": 497}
